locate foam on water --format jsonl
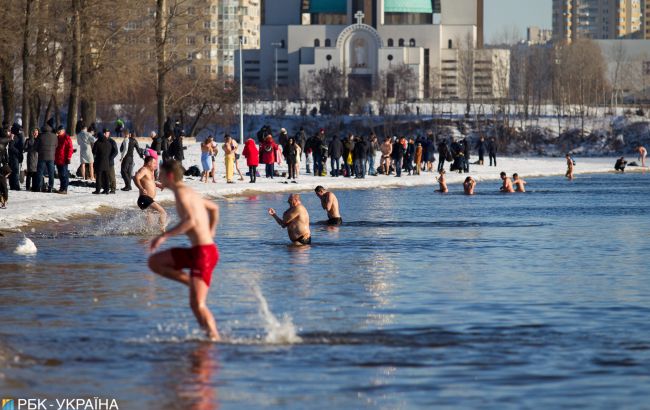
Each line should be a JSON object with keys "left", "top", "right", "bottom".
{"left": 251, "top": 283, "right": 302, "bottom": 344}
{"left": 14, "top": 237, "right": 37, "bottom": 255}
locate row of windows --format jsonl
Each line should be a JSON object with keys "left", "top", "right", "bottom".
{"left": 312, "top": 38, "right": 418, "bottom": 47}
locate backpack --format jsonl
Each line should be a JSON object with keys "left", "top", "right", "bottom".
{"left": 184, "top": 165, "right": 201, "bottom": 177}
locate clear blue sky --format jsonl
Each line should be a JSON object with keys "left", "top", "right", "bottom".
{"left": 484, "top": 0, "right": 552, "bottom": 44}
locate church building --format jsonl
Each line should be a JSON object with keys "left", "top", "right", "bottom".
{"left": 237, "top": 0, "right": 509, "bottom": 101}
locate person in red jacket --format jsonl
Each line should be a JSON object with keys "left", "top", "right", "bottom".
{"left": 242, "top": 138, "right": 259, "bottom": 183}
{"left": 260, "top": 135, "right": 278, "bottom": 179}
{"left": 54, "top": 126, "right": 74, "bottom": 194}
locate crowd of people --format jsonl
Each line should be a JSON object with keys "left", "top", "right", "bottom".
{"left": 2, "top": 116, "right": 647, "bottom": 211}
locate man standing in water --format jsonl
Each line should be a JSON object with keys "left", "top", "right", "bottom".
{"left": 513, "top": 173, "right": 527, "bottom": 192}
{"left": 148, "top": 160, "right": 221, "bottom": 341}
{"left": 463, "top": 176, "right": 476, "bottom": 195}
{"left": 500, "top": 172, "right": 515, "bottom": 193}
{"left": 637, "top": 146, "right": 647, "bottom": 168}
{"left": 566, "top": 154, "right": 575, "bottom": 180}
{"left": 133, "top": 152, "right": 168, "bottom": 230}
{"left": 268, "top": 194, "right": 311, "bottom": 246}
{"left": 315, "top": 185, "right": 342, "bottom": 226}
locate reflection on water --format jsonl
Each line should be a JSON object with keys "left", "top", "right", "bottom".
{"left": 1, "top": 173, "right": 650, "bottom": 409}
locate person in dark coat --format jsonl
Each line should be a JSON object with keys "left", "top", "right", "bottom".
{"left": 391, "top": 137, "right": 405, "bottom": 177}
{"left": 295, "top": 127, "right": 307, "bottom": 161}
{"left": 353, "top": 136, "right": 368, "bottom": 179}
{"left": 488, "top": 137, "right": 497, "bottom": 167}
{"left": 404, "top": 138, "right": 415, "bottom": 175}
{"left": 35, "top": 125, "right": 58, "bottom": 192}
{"left": 108, "top": 131, "right": 119, "bottom": 193}
{"left": 120, "top": 130, "right": 143, "bottom": 191}
{"left": 168, "top": 133, "right": 185, "bottom": 166}
{"left": 23, "top": 128, "right": 39, "bottom": 191}
{"left": 476, "top": 136, "right": 486, "bottom": 165}
{"left": 92, "top": 129, "right": 114, "bottom": 194}
{"left": 7, "top": 125, "right": 24, "bottom": 190}
{"left": 161, "top": 132, "right": 172, "bottom": 162}
{"left": 437, "top": 140, "right": 449, "bottom": 172}
{"left": 425, "top": 133, "right": 436, "bottom": 172}
{"left": 163, "top": 117, "right": 173, "bottom": 138}
{"left": 462, "top": 137, "right": 471, "bottom": 173}
{"left": 328, "top": 135, "right": 343, "bottom": 177}
{"left": 0, "top": 132, "right": 10, "bottom": 207}
{"left": 342, "top": 135, "right": 355, "bottom": 178}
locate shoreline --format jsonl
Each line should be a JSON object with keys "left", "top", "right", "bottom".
{"left": 0, "top": 142, "right": 643, "bottom": 231}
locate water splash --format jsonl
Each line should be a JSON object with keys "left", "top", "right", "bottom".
{"left": 14, "top": 237, "right": 37, "bottom": 255}
{"left": 251, "top": 284, "right": 302, "bottom": 344}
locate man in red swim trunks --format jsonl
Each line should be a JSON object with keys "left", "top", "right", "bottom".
{"left": 148, "top": 160, "right": 221, "bottom": 341}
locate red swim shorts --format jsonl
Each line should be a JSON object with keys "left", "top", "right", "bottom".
{"left": 171, "top": 244, "right": 219, "bottom": 286}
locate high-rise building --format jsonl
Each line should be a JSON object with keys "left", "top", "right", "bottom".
{"left": 527, "top": 26, "right": 553, "bottom": 44}
{"left": 133, "top": 0, "right": 260, "bottom": 79}
{"left": 641, "top": 0, "right": 650, "bottom": 40}
{"left": 236, "top": 0, "right": 510, "bottom": 101}
{"left": 553, "top": 0, "right": 643, "bottom": 42}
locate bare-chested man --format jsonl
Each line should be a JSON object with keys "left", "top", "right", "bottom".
{"left": 380, "top": 137, "right": 393, "bottom": 175}
{"left": 268, "top": 194, "right": 311, "bottom": 246}
{"left": 133, "top": 153, "right": 168, "bottom": 230}
{"left": 148, "top": 160, "right": 221, "bottom": 341}
{"left": 638, "top": 146, "right": 647, "bottom": 168}
{"left": 315, "top": 185, "right": 342, "bottom": 226}
{"left": 464, "top": 176, "right": 476, "bottom": 195}
{"left": 513, "top": 173, "right": 527, "bottom": 192}
{"left": 500, "top": 172, "right": 515, "bottom": 193}
{"left": 566, "top": 154, "right": 574, "bottom": 180}
{"left": 435, "top": 169, "right": 448, "bottom": 193}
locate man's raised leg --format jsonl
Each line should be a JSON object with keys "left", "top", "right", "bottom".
{"left": 148, "top": 250, "right": 190, "bottom": 286}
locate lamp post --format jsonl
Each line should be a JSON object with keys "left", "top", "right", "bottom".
{"left": 271, "top": 41, "right": 282, "bottom": 99}
{"left": 239, "top": 35, "right": 244, "bottom": 146}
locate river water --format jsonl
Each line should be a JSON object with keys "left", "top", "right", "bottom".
{"left": 1, "top": 173, "right": 650, "bottom": 409}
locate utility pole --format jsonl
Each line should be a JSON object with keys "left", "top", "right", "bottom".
{"left": 271, "top": 42, "right": 282, "bottom": 99}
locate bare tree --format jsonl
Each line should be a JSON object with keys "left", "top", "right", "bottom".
{"left": 457, "top": 33, "right": 475, "bottom": 117}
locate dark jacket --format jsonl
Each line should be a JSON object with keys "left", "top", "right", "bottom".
{"left": 437, "top": 141, "right": 449, "bottom": 160}
{"left": 328, "top": 137, "right": 343, "bottom": 159}
{"left": 168, "top": 137, "right": 184, "bottom": 161}
{"left": 36, "top": 126, "right": 58, "bottom": 162}
{"left": 23, "top": 136, "right": 38, "bottom": 172}
{"left": 108, "top": 137, "right": 118, "bottom": 166}
{"left": 121, "top": 136, "right": 143, "bottom": 160}
{"left": 8, "top": 134, "right": 24, "bottom": 163}
{"left": 92, "top": 135, "right": 113, "bottom": 171}
{"left": 391, "top": 141, "right": 404, "bottom": 160}
{"left": 343, "top": 139, "right": 355, "bottom": 161}
{"left": 353, "top": 139, "right": 368, "bottom": 160}
{"left": 488, "top": 140, "right": 497, "bottom": 155}
{"left": 151, "top": 136, "right": 162, "bottom": 154}
{"left": 0, "top": 135, "right": 10, "bottom": 166}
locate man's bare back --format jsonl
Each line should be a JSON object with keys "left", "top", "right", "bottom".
{"left": 513, "top": 176, "right": 526, "bottom": 192}
{"left": 500, "top": 173, "right": 515, "bottom": 193}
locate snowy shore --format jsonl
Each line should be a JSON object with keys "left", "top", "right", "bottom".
{"left": 0, "top": 140, "right": 638, "bottom": 231}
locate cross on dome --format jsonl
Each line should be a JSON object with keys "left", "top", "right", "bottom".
{"left": 354, "top": 10, "right": 365, "bottom": 25}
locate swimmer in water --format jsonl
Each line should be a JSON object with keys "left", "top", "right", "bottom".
{"left": 148, "top": 160, "right": 221, "bottom": 341}
{"left": 463, "top": 176, "right": 476, "bottom": 195}
{"left": 513, "top": 173, "right": 527, "bottom": 192}
{"left": 435, "top": 169, "right": 448, "bottom": 193}
{"left": 500, "top": 172, "right": 515, "bottom": 193}
{"left": 268, "top": 194, "right": 312, "bottom": 246}
{"left": 133, "top": 152, "right": 168, "bottom": 230}
{"left": 315, "top": 185, "right": 342, "bottom": 226}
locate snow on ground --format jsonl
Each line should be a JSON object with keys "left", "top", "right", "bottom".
{"left": 0, "top": 140, "right": 642, "bottom": 231}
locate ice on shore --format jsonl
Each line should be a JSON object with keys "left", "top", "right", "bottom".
{"left": 14, "top": 237, "right": 37, "bottom": 255}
